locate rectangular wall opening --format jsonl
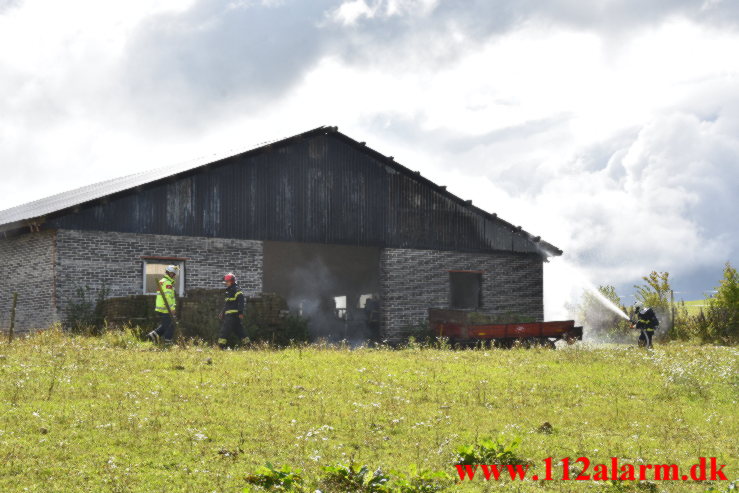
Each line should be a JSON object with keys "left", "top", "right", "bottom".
{"left": 263, "top": 241, "right": 381, "bottom": 342}
{"left": 449, "top": 271, "right": 482, "bottom": 309}
{"left": 142, "top": 258, "right": 185, "bottom": 296}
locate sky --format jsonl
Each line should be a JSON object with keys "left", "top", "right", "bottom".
{"left": 1, "top": 0, "right": 738, "bottom": 318}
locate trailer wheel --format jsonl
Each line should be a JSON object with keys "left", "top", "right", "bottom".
{"left": 529, "top": 338, "right": 553, "bottom": 349}
{"left": 497, "top": 339, "right": 514, "bottom": 349}
{"left": 517, "top": 338, "right": 536, "bottom": 349}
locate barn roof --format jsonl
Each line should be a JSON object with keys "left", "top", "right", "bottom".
{"left": 0, "top": 126, "right": 561, "bottom": 256}
{"left": 0, "top": 129, "right": 309, "bottom": 229}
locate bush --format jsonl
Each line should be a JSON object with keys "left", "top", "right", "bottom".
{"left": 390, "top": 467, "right": 451, "bottom": 492}
{"left": 320, "top": 462, "right": 392, "bottom": 492}
{"left": 244, "top": 463, "right": 304, "bottom": 491}
{"left": 64, "top": 285, "right": 109, "bottom": 334}
{"left": 671, "top": 263, "right": 739, "bottom": 345}
{"left": 453, "top": 436, "right": 528, "bottom": 466}
{"left": 402, "top": 321, "right": 432, "bottom": 343}
{"left": 246, "top": 313, "right": 309, "bottom": 347}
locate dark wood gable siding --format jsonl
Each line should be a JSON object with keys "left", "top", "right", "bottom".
{"left": 46, "top": 132, "right": 539, "bottom": 254}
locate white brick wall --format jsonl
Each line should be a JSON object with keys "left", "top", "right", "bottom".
{"left": 0, "top": 230, "right": 58, "bottom": 331}
{"left": 2, "top": 229, "right": 544, "bottom": 338}
{"left": 379, "top": 247, "right": 544, "bottom": 341}
{"left": 54, "top": 230, "right": 264, "bottom": 325}
{"left": 1, "top": 229, "right": 263, "bottom": 330}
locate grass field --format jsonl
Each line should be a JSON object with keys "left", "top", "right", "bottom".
{"left": 0, "top": 329, "right": 737, "bottom": 492}
{"left": 680, "top": 300, "right": 712, "bottom": 316}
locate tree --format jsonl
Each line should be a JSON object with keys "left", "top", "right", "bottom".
{"left": 671, "top": 263, "right": 738, "bottom": 344}
{"left": 633, "top": 271, "right": 672, "bottom": 338}
{"left": 709, "top": 262, "right": 739, "bottom": 342}
{"left": 634, "top": 271, "right": 671, "bottom": 311}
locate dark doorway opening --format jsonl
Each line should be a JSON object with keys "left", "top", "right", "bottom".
{"left": 263, "top": 241, "right": 381, "bottom": 342}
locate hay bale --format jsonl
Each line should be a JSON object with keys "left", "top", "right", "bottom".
{"left": 179, "top": 289, "right": 222, "bottom": 341}
{"left": 98, "top": 289, "right": 305, "bottom": 345}
{"left": 99, "top": 295, "right": 158, "bottom": 330}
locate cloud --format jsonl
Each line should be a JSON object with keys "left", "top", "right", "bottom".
{"left": 113, "top": 0, "right": 739, "bottom": 130}
{"left": 524, "top": 104, "right": 738, "bottom": 305}
{"left": 119, "top": 0, "right": 340, "bottom": 128}
{"left": 0, "top": 0, "right": 21, "bottom": 14}
{"left": 325, "top": 0, "right": 739, "bottom": 68}
{"left": 1, "top": 0, "right": 738, "bottom": 314}
{"left": 358, "top": 76, "right": 739, "bottom": 310}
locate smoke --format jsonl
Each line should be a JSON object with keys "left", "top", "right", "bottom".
{"left": 264, "top": 242, "right": 381, "bottom": 345}
{"left": 546, "top": 257, "right": 632, "bottom": 343}
{"left": 582, "top": 283, "right": 629, "bottom": 321}
{"left": 286, "top": 257, "right": 345, "bottom": 341}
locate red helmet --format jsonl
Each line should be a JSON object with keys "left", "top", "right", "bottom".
{"left": 223, "top": 273, "right": 236, "bottom": 283}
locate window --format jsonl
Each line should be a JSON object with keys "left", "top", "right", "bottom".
{"left": 358, "top": 293, "right": 374, "bottom": 309}
{"left": 449, "top": 271, "right": 482, "bottom": 309}
{"left": 143, "top": 259, "right": 185, "bottom": 296}
{"left": 334, "top": 295, "right": 347, "bottom": 320}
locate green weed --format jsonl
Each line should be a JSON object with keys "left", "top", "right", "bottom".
{"left": 244, "top": 463, "right": 304, "bottom": 491}
{"left": 453, "top": 435, "right": 528, "bottom": 466}
{"left": 321, "top": 462, "right": 392, "bottom": 492}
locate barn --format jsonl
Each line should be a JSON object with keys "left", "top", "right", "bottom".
{"left": 0, "top": 126, "right": 561, "bottom": 342}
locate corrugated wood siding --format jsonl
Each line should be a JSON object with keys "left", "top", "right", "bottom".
{"left": 46, "top": 133, "right": 537, "bottom": 254}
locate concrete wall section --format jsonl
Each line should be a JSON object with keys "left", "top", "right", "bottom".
{"left": 379, "top": 248, "right": 543, "bottom": 341}
{"left": 0, "top": 230, "right": 58, "bottom": 331}
{"left": 55, "top": 230, "right": 263, "bottom": 323}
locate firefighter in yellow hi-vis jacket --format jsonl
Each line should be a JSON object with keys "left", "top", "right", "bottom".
{"left": 146, "top": 265, "right": 178, "bottom": 344}
{"left": 217, "top": 273, "right": 247, "bottom": 349}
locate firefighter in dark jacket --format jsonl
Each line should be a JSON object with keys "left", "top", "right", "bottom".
{"left": 633, "top": 305, "right": 659, "bottom": 349}
{"left": 218, "top": 272, "right": 247, "bottom": 348}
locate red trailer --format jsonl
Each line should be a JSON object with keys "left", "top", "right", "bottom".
{"left": 428, "top": 309, "right": 582, "bottom": 348}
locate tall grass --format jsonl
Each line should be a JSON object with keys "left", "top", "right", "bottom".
{"left": 0, "top": 330, "right": 737, "bottom": 491}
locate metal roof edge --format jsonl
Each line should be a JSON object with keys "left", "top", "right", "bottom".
{"left": 0, "top": 126, "right": 330, "bottom": 230}
{"left": 0, "top": 124, "right": 564, "bottom": 257}
{"left": 326, "top": 129, "right": 563, "bottom": 257}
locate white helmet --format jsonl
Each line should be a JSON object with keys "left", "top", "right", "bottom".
{"left": 165, "top": 265, "right": 179, "bottom": 276}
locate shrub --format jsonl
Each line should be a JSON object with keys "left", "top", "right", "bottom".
{"left": 390, "top": 466, "right": 451, "bottom": 492}
{"left": 244, "top": 463, "right": 304, "bottom": 491}
{"left": 246, "top": 313, "right": 309, "bottom": 347}
{"left": 64, "top": 285, "right": 109, "bottom": 334}
{"left": 671, "top": 263, "right": 739, "bottom": 345}
{"left": 402, "top": 321, "right": 432, "bottom": 343}
{"left": 320, "top": 462, "right": 392, "bottom": 492}
{"left": 710, "top": 262, "right": 739, "bottom": 343}
{"left": 453, "top": 436, "right": 528, "bottom": 466}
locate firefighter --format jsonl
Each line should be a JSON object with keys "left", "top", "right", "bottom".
{"left": 633, "top": 305, "right": 659, "bottom": 349}
{"left": 217, "top": 272, "right": 247, "bottom": 349}
{"left": 146, "top": 265, "right": 179, "bottom": 344}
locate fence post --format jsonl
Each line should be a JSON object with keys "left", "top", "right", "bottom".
{"left": 670, "top": 289, "right": 675, "bottom": 335}
{"left": 9, "top": 292, "right": 18, "bottom": 343}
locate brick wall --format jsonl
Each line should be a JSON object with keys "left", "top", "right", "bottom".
{"left": 2, "top": 229, "right": 544, "bottom": 338}
{"left": 0, "top": 230, "right": 58, "bottom": 331}
{"left": 55, "top": 230, "right": 263, "bottom": 324}
{"left": 379, "top": 248, "right": 543, "bottom": 341}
